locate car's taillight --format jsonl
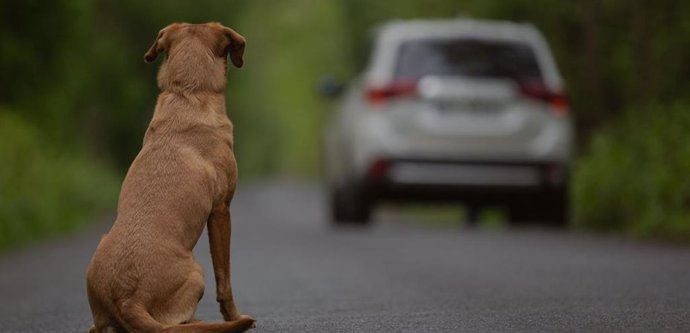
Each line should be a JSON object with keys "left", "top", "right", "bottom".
{"left": 546, "top": 163, "right": 567, "bottom": 185}
{"left": 368, "top": 159, "right": 391, "bottom": 180}
{"left": 366, "top": 80, "right": 418, "bottom": 105}
{"left": 518, "top": 80, "right": 569, "bottom": 117}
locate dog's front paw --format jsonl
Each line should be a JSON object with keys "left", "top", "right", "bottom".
{"left": 219, "top": 301, "right": 240, "bottom": 321}
{"left": 239, "top": 315, "right": 256, "bottom": 329}
{"left": 230, "top": 314, "right": 256, "bottom": 331}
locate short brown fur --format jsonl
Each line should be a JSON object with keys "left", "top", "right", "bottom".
{"left": 86, "top": 22, "right": 254, "bottom": 333}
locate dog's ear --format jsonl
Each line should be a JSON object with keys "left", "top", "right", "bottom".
{"left": 145, "top": 25, "right": 179, "bottom": 63}
{"left": 144, "top": 29, "right": 166, "bottom": 63}
{"left": 222, "top": 27, "right": 246, "bottom": 68}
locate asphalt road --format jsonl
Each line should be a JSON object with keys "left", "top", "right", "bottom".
{"left": 1, "top": 182, "right": 690, "bottom": 332}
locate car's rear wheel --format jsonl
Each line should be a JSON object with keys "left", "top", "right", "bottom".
{"left": 331, "top": 183, "right": 372, "bottom": 226}
{"left": 508, "top": 189, "right": 569, "bottom": 227}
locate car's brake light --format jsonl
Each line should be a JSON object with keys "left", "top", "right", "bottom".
{"left": 518, "top": 80, "right": 569, "bottom": 117}
{"left": 366, "top": 80, "right": 418, "bottom": 105}
{"left": 368, "top": 159, "right": 391, "bottom": 180}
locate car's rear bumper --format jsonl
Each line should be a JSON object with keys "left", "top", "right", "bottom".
{"left": 361, "top": 158, "right": 568, "bottom": 203}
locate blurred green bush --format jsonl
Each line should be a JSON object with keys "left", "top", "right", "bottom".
{"left": 573, "top": 101, "right": 690, "bottom": 241}
{"left": 0, "top": 110, "right": 119, "bottom": 250}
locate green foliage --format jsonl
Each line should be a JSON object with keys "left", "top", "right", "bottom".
{"left": 229, "top": 0, "right": 352, "bottom": 177}
{"left": 0, "top": 0, "right": 90, "bottom": 105}
{"left": 573, "top": 102, "right": 690, "bottom": 241}
{"left": 0, "top": 111, "right": 119, "bottom": 250}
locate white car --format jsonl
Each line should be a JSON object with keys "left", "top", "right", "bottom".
{"left": 321, "top": 19, "right": 573, "bottom": 226}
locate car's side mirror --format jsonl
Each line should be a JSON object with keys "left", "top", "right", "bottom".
{"left": 317, "top": 75, "right": 345, "bottom": 99}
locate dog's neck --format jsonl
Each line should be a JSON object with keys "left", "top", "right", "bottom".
{"left": 143, "top": 91, "right": 232, "bottom": 145}
{"left": 157, "top": 40, "right": 229, "bottom": 94}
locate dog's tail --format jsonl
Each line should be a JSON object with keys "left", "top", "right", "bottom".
{"left": 117, "top": 302, "right": 255, "bottom": 333}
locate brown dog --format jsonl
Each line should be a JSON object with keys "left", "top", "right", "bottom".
{"left": 86, "top": 22, "right": 254, "bottom": 333}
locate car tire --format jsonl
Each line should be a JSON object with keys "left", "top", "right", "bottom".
{"left": 331, "top": 183, "right": 372, "bottom": 226}
{"left": 543, "top": 189, "right": 569, "bottom": 227}
{"left": 508, "top": 189, "right": 569, "bottom": 227}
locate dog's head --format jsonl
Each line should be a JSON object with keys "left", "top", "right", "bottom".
{"left": 144, "top": 22, "right": 246, "bottom": 92}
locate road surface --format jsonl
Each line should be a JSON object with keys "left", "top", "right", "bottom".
{"left": 1, "top": 182, "right": 689, "bottom": 332}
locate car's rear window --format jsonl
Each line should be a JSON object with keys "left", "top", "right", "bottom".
{"left": 395, "top": 38, "right": 542, "bottom": 82}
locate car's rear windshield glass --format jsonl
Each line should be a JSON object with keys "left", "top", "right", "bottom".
{"left": 395, "top": 38, "right": 542, "bottom": 82}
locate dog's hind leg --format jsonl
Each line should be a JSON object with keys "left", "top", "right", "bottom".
{"left": 87, "top": 292, "right": 123, "bottom": 333}
{"left": 154, "top": 262, "right": 206, "bottom": 326}
{"left": 117, "top": 300, "right": 167, "bottom": 332}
